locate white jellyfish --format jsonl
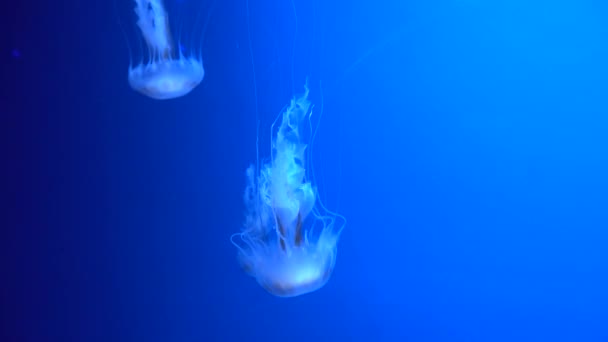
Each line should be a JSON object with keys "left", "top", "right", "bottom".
{"left": 128, "top": 0, "right": 204, "bottom": 100}
{"left": 232, "top": 86, "right": 345, "bottom": 297}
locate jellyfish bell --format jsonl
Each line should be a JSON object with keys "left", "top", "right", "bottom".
{"left": 244, "top": 230, "right": 337, "bottom": 298}
{"left": 128, "top": 56, "right": 204, "bottom": 100}
{"left": 232, "top": 86, "right": 345, "bottom": 298}
{"left": 126, "top": 0, "right": 206, "bottom": 100}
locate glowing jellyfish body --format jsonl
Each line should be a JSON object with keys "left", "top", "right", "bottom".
{"left": 129, "top": 0, "right": 204, "bottom": 100}
{"left": 232, "top": 87, "right": 343, "bottom": 297}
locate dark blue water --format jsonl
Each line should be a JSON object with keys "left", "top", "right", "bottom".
{"left": 2, "top": 0, "right": 608, "bottom": 341}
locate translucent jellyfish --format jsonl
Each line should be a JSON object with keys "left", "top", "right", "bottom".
{"left": 128, "top": 0, "right": 204, "bottom": 100}
{"left": 232, "top": 86, "right": 345, "bottom": 297}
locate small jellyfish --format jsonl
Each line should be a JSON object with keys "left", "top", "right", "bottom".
{"left": 232, "top": 86, "right": 345, "bottom": 297}
{"left": 128, "top": 0, "right": 204, "bottom": 100}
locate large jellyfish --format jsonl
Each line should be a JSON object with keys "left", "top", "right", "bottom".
{"left": 232, "top": 86, "right": 345, "bottom": 297}
{"left": 128, "top": 0, "right": 204, "bottom": 100}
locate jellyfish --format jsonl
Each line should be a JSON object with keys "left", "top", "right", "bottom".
{"left": 128, "top": 0, "right": 204, "bottom": 100}
{"left": 232, "top": 86, "right": 345, "bottom": 297}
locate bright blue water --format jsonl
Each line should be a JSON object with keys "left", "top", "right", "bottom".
{"left": 2, "top": 0, "right": 608, "bottom": 341}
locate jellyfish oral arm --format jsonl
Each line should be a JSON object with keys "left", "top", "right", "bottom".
{"left": 133, "top": 0, "right": 172, "bottom": 58}
{"left": 263, "top": 87, "right": 316, "bottom": 253}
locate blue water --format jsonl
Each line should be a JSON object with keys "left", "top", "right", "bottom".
{"left": 2, "top": 0, "right": 608, "bottom": 341}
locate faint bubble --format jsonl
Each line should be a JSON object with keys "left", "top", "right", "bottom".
{"left": 11, "top": 48, "right": 21, "bottom": 58}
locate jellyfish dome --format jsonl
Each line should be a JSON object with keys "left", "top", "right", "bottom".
{"left": 232, "top": 86, "right": 344, "bottom": 297}
{"left": 128, "top": 0, "right": 204, "bottom": 100}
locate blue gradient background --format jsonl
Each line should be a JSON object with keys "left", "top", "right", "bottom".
{"left": 2, "top": 0, "right": 608, "bottom": 341}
